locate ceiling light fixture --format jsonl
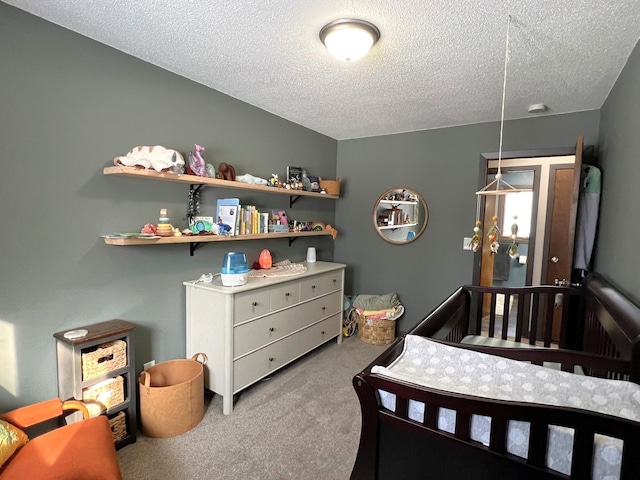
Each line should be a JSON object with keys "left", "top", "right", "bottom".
{"left": 320, "top": 19, "right": 380, "bottom": 62}
{"left": 528, "top": 103, "right": 548, "bottom": 113}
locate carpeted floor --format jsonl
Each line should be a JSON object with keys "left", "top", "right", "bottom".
{"left": 117, "top": 335, "right": 388, "bottom": 480}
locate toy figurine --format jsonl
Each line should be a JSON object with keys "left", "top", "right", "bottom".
{"left": 187, "top": 144, "right": 207, "bottom": 177}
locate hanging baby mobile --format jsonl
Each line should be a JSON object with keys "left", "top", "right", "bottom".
{"left": 470, "top": 15, "right": 527, "bottom": 255}
{"left": 508, "top": 216, "right": 519, "bottom": 258}
{"left": 486, "top": 215, "right": 501, "bottom": 254}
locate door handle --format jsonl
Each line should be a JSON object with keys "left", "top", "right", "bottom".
{"left": 551, "top": 256, "right": 559, "bottom": 263}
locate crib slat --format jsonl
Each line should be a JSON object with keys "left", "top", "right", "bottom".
{"left": 395, "top": 395, "right": 408, "bottom": 420}
{"left": 424, "top": 404, "right": 438, "bottom": 429}
{"left": 543, "top": 293, "right": 554, "bottom": 347}
{"left": 515, "top": 293, "right": 526, "bottom": 342}
{"left": 489, "top": 294, "right": 497, "bottom": 337}
{"left": 527, "top": 421, "right": 548, "bottom": 469}
{"left": 501, "top": 293, "right": 511, "bottom": 340}
{"left": 622, "top": 437, "right": 640, "bottom": 479}
{"left": 489, "top": 416, "right": 507, "bottom": 454}
{"left": 529, "top": 293, "right": 540, "bottom": 346}
{"left": 570, "top": 428, "right": 593, "bottom": 478}
{"left": 455, "top": 411, "right": 470, "bottom": 441}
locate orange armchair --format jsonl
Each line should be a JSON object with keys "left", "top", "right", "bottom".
{"left": 0, "top": 398, "right": 122, "bottom": 480}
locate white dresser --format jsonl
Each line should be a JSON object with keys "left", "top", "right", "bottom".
{"left": 184, "top": 261, "right": 345, "bottom": 414}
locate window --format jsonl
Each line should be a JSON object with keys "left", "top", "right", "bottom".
{"left": 501, "top": 191, "right": 532, "bottom": 239}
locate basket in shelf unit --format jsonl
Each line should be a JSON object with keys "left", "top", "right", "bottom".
{"left": 81, "top": 340, "right": 127, "bottom": 381}
{"left": 82, "top": 375, "right": 125, "bottom": 417}
{"left": 109, "top": 411, "right": 128, "bottom": 443}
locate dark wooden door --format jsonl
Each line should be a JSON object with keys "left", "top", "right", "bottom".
{"left": 543, "top": 136, "right": 583, "bottom": 340}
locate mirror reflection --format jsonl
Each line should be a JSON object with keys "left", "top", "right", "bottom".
{"left": 373, "top": 187, "right": 428, "bottom": 244}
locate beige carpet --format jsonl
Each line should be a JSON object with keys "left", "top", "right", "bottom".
{"left": 117, "top": 336, "right": 388, "bottom": 480}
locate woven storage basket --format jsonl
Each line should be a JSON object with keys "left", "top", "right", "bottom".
{"left": 139, "top": 353, "right": 207, "bottom": 438}
{"left": 318, "top": 177, "right": 341, "bottom": 196}
{"left": 82, "top": 340, "right": 127, "bottom": 381}
{"left": 357, "top": 314, "right": 396, "bottom": 346}
{"left": 108, "top": 411, "right": 127, "bottom": 443}
{"left": 82, "top": 375, "right": 125, "bottom": 417}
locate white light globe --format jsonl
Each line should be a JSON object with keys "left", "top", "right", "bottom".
{"left": 320, "top": 19, "right": 380, "bottom": 62}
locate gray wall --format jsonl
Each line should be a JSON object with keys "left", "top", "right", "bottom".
{"left": 0, "top": 4, "right": 337, "bottom": 409}
{"left": 597, "top": 39, "right": 640, "bottom": 301}
{"left": 2, "top": 3, "right": 637, "bottom": 410}
{"left": 334, "top": 112, "right": 600, "bottom": 332}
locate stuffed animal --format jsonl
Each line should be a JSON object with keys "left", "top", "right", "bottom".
{"left": 216, "top": 162, "right": 236, "bottom": 181}
{"left": 114, "top": 145, "right": 185, "bottom": 173}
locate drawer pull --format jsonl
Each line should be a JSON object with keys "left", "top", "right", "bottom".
{"left": 252, "top": 301, "right": 258, "bottom": 307}
{"left": 322, "top": 306, "right": 326, "bottom": 311}
{"left": 269, "top": 327, "right": 275, "bottom": 332}
{"left": 269, "top": 357, "right": 274, "bottom": 362}
{"left": 332, "top": 279, "right": 337, "bottom": 284}
{"left": 311, "top": 285, "right": 316, "bottom": 289}
{"left": 321, "top": 331, "right": 325, "bottom": 335}
{"left": 285, "top": 292, "right": 290, "bottom": 297}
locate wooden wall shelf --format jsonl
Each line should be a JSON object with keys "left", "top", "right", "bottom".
{"left": 104, "top": 230, "right": 334, "bottom": 246}
{"left": 103, "top": 166, "right": 339, "bottom": 200}
{"left": 103, "top": 165, "right": 339, "bottom": 255}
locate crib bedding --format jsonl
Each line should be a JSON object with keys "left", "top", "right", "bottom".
{"left": 372, "top": 335, "right": 640, "bottom": 479}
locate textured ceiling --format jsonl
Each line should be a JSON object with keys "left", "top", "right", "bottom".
{"left": 4, "top": 0, "right": 640, "bottom": 140}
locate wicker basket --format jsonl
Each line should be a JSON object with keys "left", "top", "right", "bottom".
{"left": 357, "top": 314, "right": 396, "bottom": 346}
{"left": 82, "top": 375, "right": 125, "bottom": 417}
{"left": 318, "top": 177, "right": 341, "bottom": 196}
{"left": 139, "top": 353, "right": 207, "bottom": 438}
{"left": 82, "top": 340, "right": 127, "bottom": 381}
{"left": 108, "top": 411, "right": 127, "bottom": 443}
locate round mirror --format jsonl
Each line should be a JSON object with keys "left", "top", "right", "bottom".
{"left": 373, "top": 187, "right": 428, "bottom": 244}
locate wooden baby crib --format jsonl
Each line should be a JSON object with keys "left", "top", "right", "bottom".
{"left": 351, "top": 273, "right": 640, "bottom": 479}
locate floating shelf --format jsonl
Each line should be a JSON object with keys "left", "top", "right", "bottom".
{"left": 103, "top": 166, "right": 339, "bottom": 200}
{"left": 377, "top": 223, "right": 418, "bottom": 230}
{"left": 104, "top": 230, "right": 334, "bottom": 246}
{"left": 103, "top": 165, "right": 338, "bottom": 255}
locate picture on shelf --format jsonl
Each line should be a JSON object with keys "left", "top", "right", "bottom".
{"left": 286, "top": 166, "right": 302, "bottom": 184}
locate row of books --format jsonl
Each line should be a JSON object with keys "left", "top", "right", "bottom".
{"left": 216, "top": 198, "right": 288, "bottom": 236}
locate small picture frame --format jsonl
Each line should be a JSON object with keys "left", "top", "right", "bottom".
{"left": 287, "top": 166, "right": 302, "bottom": 184}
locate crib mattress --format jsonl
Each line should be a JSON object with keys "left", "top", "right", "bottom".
{"left": 372, "top": 335, "right": 640, "bottom": 479}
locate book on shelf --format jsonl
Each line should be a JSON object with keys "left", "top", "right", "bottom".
{"left": 216, "top": 198, "right": 240, "bottom": 236}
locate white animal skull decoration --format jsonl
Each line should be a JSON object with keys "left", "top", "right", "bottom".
{"left": 114, "top": 145, "right": 185, "bottom": 173}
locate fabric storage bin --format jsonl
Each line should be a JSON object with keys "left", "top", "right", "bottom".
{"left": 138, "top": 353, "right": 207, "bottom": 438}
{"left": 357, "top": 314, "right": 396, "bottom": 346}
{"left": 82, "top": 375, "right": 125, "bottom": 417}
{"left": 82, "top": 340, "right": 127, "bottom": 381}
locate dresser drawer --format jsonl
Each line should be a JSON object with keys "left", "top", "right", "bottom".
{"left": 233, "top": 334, "right": 300, "bottom": 391}
{"left": 299, "top": 291, "right": 342, "bottom": 320}
{"left": 300, "top": 272, "right": 343, "bottom": 301}
{"left": 323, "top": 271, "right": 343, "bottom": 293}
{"left": 270, "top": 282, "right": 300, "bottom": 311}
{"left": 298, "top": 314, "right": 340, "bottom": 353}
{"left": 300, "top": 275, "right": 325, "bottom": 301}
{"left": 234, "top": 288, "right": 271, "bottom": 324}
{"left": 233, "top": 307, "right": 299, "bottom": 357}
